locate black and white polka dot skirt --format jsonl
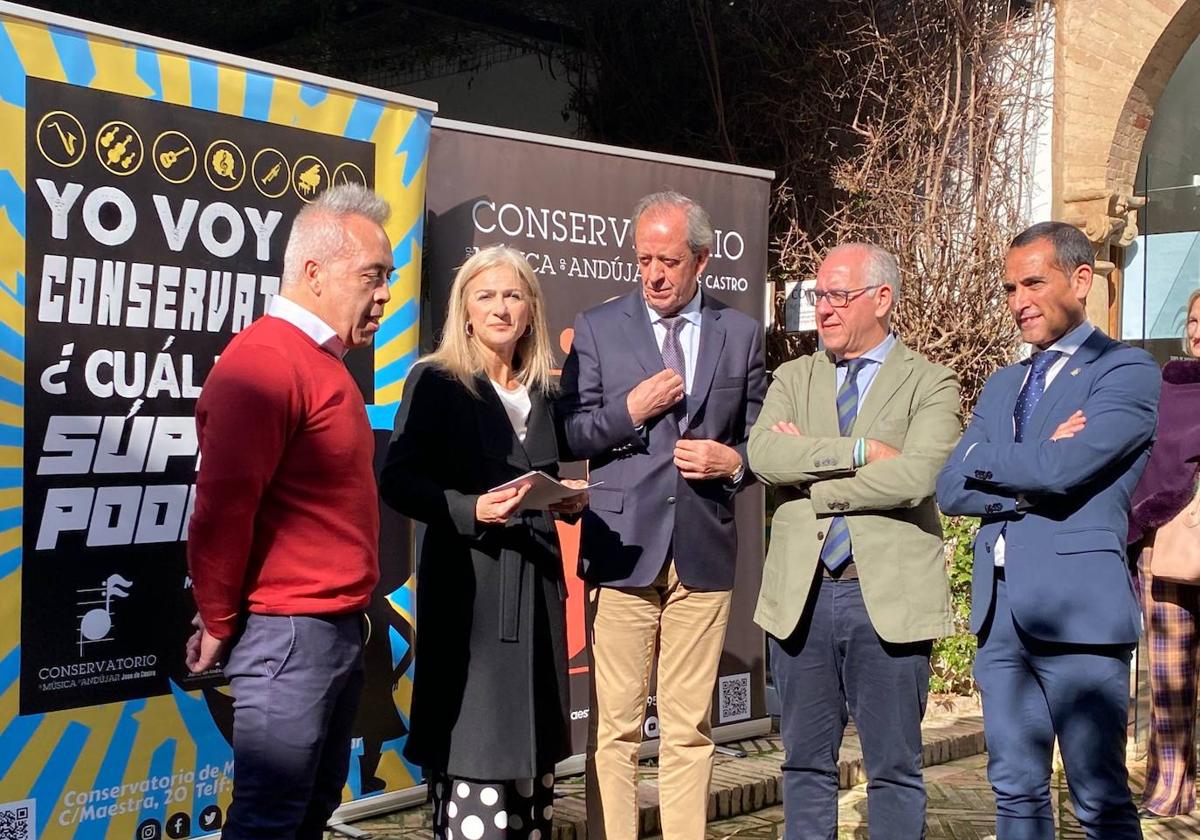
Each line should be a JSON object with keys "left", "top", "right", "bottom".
{"left": 428, "top": 770, "right": 555, "bottom": 840}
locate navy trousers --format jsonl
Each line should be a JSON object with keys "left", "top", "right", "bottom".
{"left": 770, "top": 573, "right": 932, "bottom": 840}
{"left": 223, "top": 613, "right": 366, "bottom": 840}
{"left": 975, "top": 576, "right": 1140, "bottom": 840}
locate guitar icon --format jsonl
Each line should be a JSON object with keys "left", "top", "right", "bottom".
{"left": 153, "top": 131, "right": 197, "bottom": 183}
{"left": 158, "top": 146, "right": 191, "bottom": 169}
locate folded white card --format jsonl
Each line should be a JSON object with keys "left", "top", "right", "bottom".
{"left": 488, "top": 471, "right": 602, "bottom": 511}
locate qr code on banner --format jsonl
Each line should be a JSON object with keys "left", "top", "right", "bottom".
{"left": 0, "top": 800, "right": 34, "bottom": 840}
{"left": 718, "top": 673, "right": 751, "bottom": 723}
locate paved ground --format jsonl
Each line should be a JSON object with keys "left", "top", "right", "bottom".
{"left": 337, "top": 703, "right": 1200, "bottom": 840}
{"left": 690, "top": 752, "right": 1200, "bottom": 840}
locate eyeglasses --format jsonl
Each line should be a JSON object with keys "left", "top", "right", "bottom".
{"left": 803, "top": 285, "right": 882, "bottom": 308}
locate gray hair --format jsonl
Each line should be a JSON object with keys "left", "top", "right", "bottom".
{"left": 825, "top": 242, "right": 901, "bottom": 296}
{"left": 631, "top": 191, "right": 714, "bottom": 256}
{"left": 281, "top": 184, "right": 391, "bottom": 286}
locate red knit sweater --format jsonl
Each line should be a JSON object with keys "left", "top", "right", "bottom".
{"left": 188, "top": 315, "right": 381, "bottom": 640}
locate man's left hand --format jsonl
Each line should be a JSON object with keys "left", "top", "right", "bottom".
{"left": 674, "top": 439, "right": 742, "bottom": 481}
{"left": 185, "top": 612, "right": 229, "bottom": 674}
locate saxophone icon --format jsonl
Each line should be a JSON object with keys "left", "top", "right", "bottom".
{"left": 35, "top": 110, "right": 86, "bottom": 168}
{"left": 77, "top": 573, "right": 133, "bottom": 655}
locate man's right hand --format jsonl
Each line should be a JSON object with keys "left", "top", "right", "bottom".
{"left": 865, "top": 439, "right": 900, "bottom": 462}
{"left": 186, "top": 613, "right": 228, "bottom": 674}
{"left": 626, "top": 369, "right": 685, "bottom": 427}
{"left": 476, "top": 484, "right": 530, "bottom": 525}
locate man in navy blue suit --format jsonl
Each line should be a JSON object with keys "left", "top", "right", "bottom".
{"left": 937, "top": 221, "right": 1159, "bottom": 840}
{"left": 559, "top": 191, "right": 766, "bottom": 840}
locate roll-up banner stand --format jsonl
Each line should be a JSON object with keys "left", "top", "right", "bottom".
{"left": 0, "top": 3, "right": 437, "bottom": 837}
{"left": 424, "top": 118, "right": 776, "bottom": 771}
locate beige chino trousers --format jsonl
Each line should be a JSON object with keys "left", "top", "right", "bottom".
{"left": 585, "top": 560, "right": 732, "bottom": 840}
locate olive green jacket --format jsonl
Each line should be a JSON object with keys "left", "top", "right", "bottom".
{"left": 749, "top": 340, "right": 960, "bottom": 643}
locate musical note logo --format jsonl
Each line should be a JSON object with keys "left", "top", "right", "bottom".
{"left": 204, "top": 139, "right": 246, "bottom": 191}
{"left": 77, "top": 573, "right": 134, "bottom": 655}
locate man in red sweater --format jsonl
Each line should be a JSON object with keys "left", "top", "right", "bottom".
{"left": 186, "top": 182, "right": 392, "bottom": 840}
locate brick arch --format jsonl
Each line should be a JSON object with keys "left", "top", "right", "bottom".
{"left": 1054, "top": 0, "right": 1200, "bottom": 322}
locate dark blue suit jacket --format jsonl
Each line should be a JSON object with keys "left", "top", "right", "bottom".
{"left": 935, "top": 329, "right": 1160, "bottom": 645}
{"left": 558, "top": 290, "right": 766, "bottom": 591}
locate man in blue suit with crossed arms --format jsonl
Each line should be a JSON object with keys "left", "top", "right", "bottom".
{"left": 937, "top": 221, "right": 1159, "bottom": 840}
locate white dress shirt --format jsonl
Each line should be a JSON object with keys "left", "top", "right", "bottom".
{"left": 834, "top": 332, "right": 897, "bottom": 408}
{"left": 267, "top": 294, "right": 347, "bottom": 358}
{"left": 994, "top": 320, "right": 1095, "bottom": 566}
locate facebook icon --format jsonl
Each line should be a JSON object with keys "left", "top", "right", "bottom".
{"left": 165, "top": 812, "right": 191, "bottom": 839}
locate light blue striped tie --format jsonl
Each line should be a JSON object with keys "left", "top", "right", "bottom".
{"left": 820, "top": 358, "right": 868, "bottom": 571}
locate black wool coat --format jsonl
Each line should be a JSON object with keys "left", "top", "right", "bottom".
{"left": 380, "top": 362, "right": 571, "bottom": 780}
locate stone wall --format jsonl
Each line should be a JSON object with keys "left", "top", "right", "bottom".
{"left": 1055, "top": 0, "right": 1200, "bottom": 322}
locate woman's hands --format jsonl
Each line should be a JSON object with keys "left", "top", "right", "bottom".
{"left": 475, "top": 484, "right": 530, "bottom": 524}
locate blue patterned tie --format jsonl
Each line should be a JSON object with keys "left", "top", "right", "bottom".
{"left": 820, "top": 358, "right": 869, "bottom": 571}
{"left": 660, "top": 317, "right": 688, "bottom": 434}
{"left": 1014, "top": 351, "right": 1061, "bottom": 442}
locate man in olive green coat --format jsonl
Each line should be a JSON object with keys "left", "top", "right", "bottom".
{"left": 749, "top": 243, "right": 959, "bottom": 840}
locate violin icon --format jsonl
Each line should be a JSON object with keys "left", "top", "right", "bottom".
{"left": 95, "top": 120, "right": 143, "bottom": 175}
{"left": 77, "top": 573, "right": 134, "bottom": 655}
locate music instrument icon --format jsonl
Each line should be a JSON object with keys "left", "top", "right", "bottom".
{"left": 95, "top": 120, "right": 143, "bottom": 175}
{"left": 159, "top": 146, "right": 191, "bottom": 169}
{"left": 48, "top": 120, "right": 76, "bottom": 156}
{"left": 35, "top": 110, "right": 86, "bottom": 168}
{"left": 152, "top": 130, "right": 197, "bottom": 184}
{"left": 251, "top": 147, "right": 290, "bottom": 199}
{"left": 291, "top": 154, "right": 329, "bottom": 202}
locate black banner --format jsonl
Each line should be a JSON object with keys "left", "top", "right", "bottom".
{"left": 425, "top": 124, "right": 773, "bottom": 753}
{"left": 21, "top": 77, "right": 375, "bottom": 714}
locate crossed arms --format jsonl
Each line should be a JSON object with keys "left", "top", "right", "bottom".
{"left": 748, "top": 364, "right": 962, "bottom": 513}
{"left": 936, "top": 354, "right": 1160, "bottom": 516}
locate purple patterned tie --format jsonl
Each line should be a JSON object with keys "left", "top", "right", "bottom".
{"left": 660, "top": 317, "right": 688, "bottom": 434}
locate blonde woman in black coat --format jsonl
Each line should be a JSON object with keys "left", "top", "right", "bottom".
{"left": 381, "top": 245, "right": 586, "bottom": 840}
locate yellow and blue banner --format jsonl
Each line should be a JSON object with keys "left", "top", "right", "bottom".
{"left": 0, "top": 5, "right": 433, "bottom": 838}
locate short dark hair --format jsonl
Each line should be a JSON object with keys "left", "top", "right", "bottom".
{"left": 1009, "top": 221, "right": 1094, "bottom": 273}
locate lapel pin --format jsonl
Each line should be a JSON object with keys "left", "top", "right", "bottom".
{"left": 1069, "top": 367, "right": 1081, "bottom": 377}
